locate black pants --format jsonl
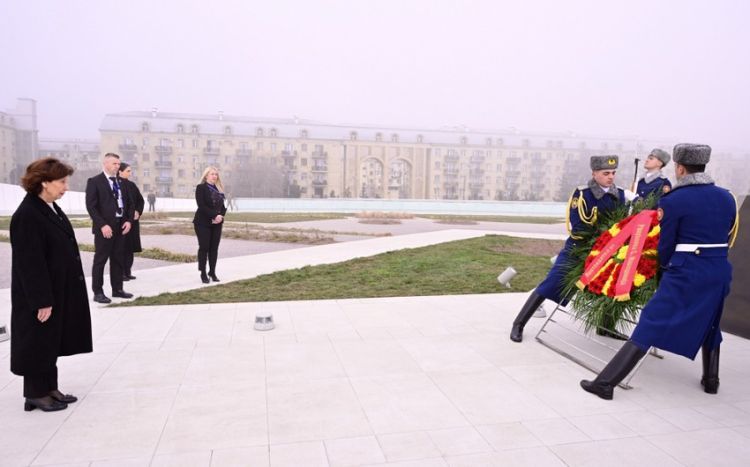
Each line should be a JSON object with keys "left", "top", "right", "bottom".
{"left": 92, "top": 221, "right": 126, "bottom": 294}
{"left": 124, "top": 248, "right": 134, "bottom": 276}
{"left": 195, "top": 223, "right": 223, "bottom": 274}
{"left": 148, "top": 201, "right": 155, "bottom": 212}
{"left": 24, "top": 364, "right": 58, "bottom": 398}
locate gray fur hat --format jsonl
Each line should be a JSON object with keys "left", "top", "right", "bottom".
{"left": 590, "top": 155, "right": 619, "bottom": 171}
{"left": 649, "top": 148, "right": 671, "bottom": 167}
{"left": 673, "top": 143, "right": 711, "bottom": 165}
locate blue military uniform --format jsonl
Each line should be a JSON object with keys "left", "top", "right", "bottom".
{"left": 630, "top": 176, "right": 738, "bottom": 358}
{"left": 636, "top": 172, "right": 672, "bottom": 198}
{"left": 536, "top": 180, "right": 626, "bottom": 304}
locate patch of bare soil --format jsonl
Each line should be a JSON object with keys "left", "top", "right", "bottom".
{"left": 489, "top": 238, "right": 564, "bottom": 257}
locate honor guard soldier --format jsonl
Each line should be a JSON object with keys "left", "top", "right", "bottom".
{"left": 510, "top": 155, "right": 628, "bottom": 342}
{"left": 581, "top": 143, "right": 740, "bottom": 400}
{"left": 636, "top": 148, "right": 672, "bottom": 198}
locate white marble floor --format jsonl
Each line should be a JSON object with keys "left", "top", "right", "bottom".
{"left": 1, "top": 293, "right": 749, "bottom": 466}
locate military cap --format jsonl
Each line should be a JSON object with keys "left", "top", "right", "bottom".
{"left": 673, "top": 143, "right": 711, "bottom": 165}
{"left": 649, "top": 148, "right": 671, "bottom": 167}
{"left": 590, "top": 155, "right": 619, "bottom": 171}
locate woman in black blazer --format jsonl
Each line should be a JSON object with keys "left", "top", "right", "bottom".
{"left": 193, "top": 166, "right": 227, "bottom": 283}
{"left": 118, "top": 162, "right": 144, "bottom": 281}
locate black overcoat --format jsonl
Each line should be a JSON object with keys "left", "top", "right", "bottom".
{"left": 10, "top": 194, "right": 93, "bottom": 375}
{"left": 123, "top": 179, "right": 144, "bottom": 252}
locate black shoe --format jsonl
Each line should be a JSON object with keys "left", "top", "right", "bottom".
{"left": 112, "top": 290, "right": 133, "bottom": 299}
{"left": 209, "top": 272, "right": 220, "bottom": 282}
{"left": 24, "top": 396, "right": 68, "bottom": 412}
{"left": 580, "top": 341, "right": 647, "bottom": 400}
{"left": 510, "top": 291, "right": 545, "bottom": 343}
{"left": 49, "top": 389, "right": 78, "bottom": 404}
{"left": 93, "top": 293, "right": 111, "bottom": 304}
{"left": 123, "top": 274, "right": 136, "bottom": 280}
{"left": 701, "top": 344, "right": 720, "bottom": 394}
{"left": 201, "top": 272, "right": 210, "bottom": 284}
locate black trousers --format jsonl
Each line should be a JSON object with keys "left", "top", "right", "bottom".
{"left": 148, "top": 201, "right": 155, "bottom": 212}
{"left": 124, "top": 248, "right": 134, "bottom": 276}
{"left": 92, "top": 220, "right": 126, "bottom": 294}
{"left": 24, "top": 364, "right": 58, "bottom": 398}
{"left": 195, "top": 223, "right": 223, "bottom": 274}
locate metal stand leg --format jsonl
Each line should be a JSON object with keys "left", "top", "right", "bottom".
{"left": 534, "top": 302, "right": 660, "bottom": 390}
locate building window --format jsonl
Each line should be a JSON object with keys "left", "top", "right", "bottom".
{"left": 391, "top": 133, "right": 399, "bottom": 143}
{"left": 417, "top": 134, "right": 424, "bottom": 143}
{"left": 256, "top": 128, "right": 264, "bottom": 136}
{"left": 350, "top": 131, "right": 357, "bottom": 141}
{"left": 522, "top": 139, "right": 530, "bottom": 147}
{"left": 177, "top": 155, "right": 184, "bottom": 163}
{"left": 178, "top": 169, "right": 185, "bottom": 178}
{"left": 301, "top": 158, "right": 308, "bottom": 166}
{"left": 434, "top": 161, "right": 440, "bottom": 169}
{"left": 301, "top": 143, "right": 307, "bottom": 152}
{"left": 224, "top": 126, "right": 232, "bottom": 135}
{"left": 300, "top": 129, "right": 308, "bottom": 138}
{"left": 177, "top": 139, "right": 184, "bottom": 148}
{"left": 257, "top": 142, "right": 264, "bottom": 150}
{"left": 270, "top": 128, "right": 277, "bottom": 137}
{"left": 191, "top": 125, "right": 199, "bottom": 134}
{"left": 486, "top": 138, "right": 493, "bottom": 146}
{"left": 270, "top": 143, "right": 277, "bottom": 153}
{"left": 142, "top": 137, "right": 149, "bottom": 147}
{"left": 497, "top": 138, "right": 504, "bottom": 146}
{"left": 192, "top": 139, "right": 198, "bottom": 148}
{"left": 143, "top": 169, "right": 150, "bottom": 177}
{"left": 284, "top": 143, "right": 293, "bottom": 151}
{"left": 375, "top": 132, "right": 383, "bottom": 142}
{"left": 434, "top": 148, "right": 441, "bottom": 157}
{"left": 460, "top": 136, "right": 468, "bottom": 145}
{"left": 141, "top": 122, "right": 149, "bottom": 132}
{"left": 177, "top": 124, "right": 184, "bottom": 133}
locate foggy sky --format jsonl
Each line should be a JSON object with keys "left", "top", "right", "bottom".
{"left": 1, "top": 0, "right": 749, "bottom": 150}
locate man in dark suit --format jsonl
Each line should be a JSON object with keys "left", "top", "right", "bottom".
{"left": 85, "top": 153, "right": 134, "bottom": 303}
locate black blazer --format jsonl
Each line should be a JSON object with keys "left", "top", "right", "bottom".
{"left": 85, "top": 172, "right": 133, "bottom": 234}
{"left": 193, "top": 183, "right": 227, "bottom": 226}
{"left": 123, "top": 179, "right": 145, "bottom": 252}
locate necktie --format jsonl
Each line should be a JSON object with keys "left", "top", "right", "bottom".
{"left": 109, "top": 177, "right": 123, "bottom": 215}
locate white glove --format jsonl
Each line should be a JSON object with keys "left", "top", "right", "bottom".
{"left": 624, "top": 189, "right": 638, "bottom": 202}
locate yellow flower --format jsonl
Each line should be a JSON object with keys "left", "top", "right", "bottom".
{"left": 608, "top": 224, "right": 621, "bottom": 236}
{"left": 642, "top": 248, "right": 657, "bottom": 257}
{"left": 589, "top": 249, "right": 600, "bottom": 257}
{"left": 633, "top": 273, "right": 646, "bottom": 287}
{"left": 616, "top": 245, "right": 628, "bottom": 261}
{"left": 648, "top": 225, "right": 660, "bottom": 237}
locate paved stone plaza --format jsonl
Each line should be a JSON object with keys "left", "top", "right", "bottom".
{"left": 1, "top": 229, "right": 749, "bottom": 466}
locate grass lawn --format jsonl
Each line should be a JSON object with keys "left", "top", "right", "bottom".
{"left": 418, "top": 214, "right": 564, "bottom": 224}
{"left": 117, "top": 234, "right": 563, "bottom": 306}
{"left": 157, "top": 212, "right": 351, "bottom": 223}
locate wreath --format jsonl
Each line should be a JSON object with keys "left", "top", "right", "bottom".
{"left": 560, "top": 194, "right": 661, "bottom": 334}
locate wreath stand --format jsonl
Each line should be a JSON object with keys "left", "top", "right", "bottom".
{"left": 534, "top": 300, "right": 662, "bottom": 389}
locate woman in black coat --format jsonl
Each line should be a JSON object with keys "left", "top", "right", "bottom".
{"left": 193, "top": 166, "right": 227, "bottom": 283}
{"left": 118, "top": 162, "right": 144, "bottom": 281}
{"left": 10, "top": 158, "right": 93, "bottom": 412}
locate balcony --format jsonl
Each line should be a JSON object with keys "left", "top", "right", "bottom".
{"left": 281, "top": 150, "right": 297, "bottom": 159}
{"left": 443, "top": 181, "right": 459, "bottom": 189}
{"left": 470, "top": 155, "right": 485, "bottom": 163}
{"left": 236, "top": 148, "right": 252, "bottom": 156}
{"left": 311, "top": 164, "right": 328, "bottom": 172}
{"left": 203, "top": 147, "right": 220, "bottom": 155}
{"left": 470, "top": 169, "right": 484, "bottom": 177}
{"left": 444, "top": 167, "right": 459, "bottom": 175}
{"left": 155, "top": 146, "right": 173, "bottom": 155}
{"left": 507, "top": 157, "right": 522, "bottom": 164}
{"left": 469, "top": 181, "right": 484, "bottom": 189}
{"left": 444, "top": 153, "right": 459, "bottom": 162}
{"left": 155, "top": 176, "right": 173, "bottom": 184}
{"left": 311, "top": 151, "right": 327, "bottom": 160}
{"left": 154, "top": 160, "right": 172, "bottom": 168}
{"left": 119, "top": 143, "right": 138, "bottom": 153}
{"left": 312, "top": 179, "right": 328, "bottom": 186}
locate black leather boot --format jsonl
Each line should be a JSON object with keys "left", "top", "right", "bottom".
{"left": 24, "top": 396, "right": 68, "bottom": 412}
{"left": 701, "top": 344, "right": 720, "bottom": 394}
{"left": 580, "top": 341, "right": 647, "bottom": 400}
{"left": 510, "top": 291, "right": 545, "bottom": 343}
{"left": 200, "top": 271, "right": 209, "bottom": 284}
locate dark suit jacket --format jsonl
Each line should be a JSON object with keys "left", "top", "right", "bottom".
{"left": 85, "top": 172, "right": 133, "bottom": 234}
{"left": 122, "top": 179, "right": 145, "bottom": 252}
{"left": 193, "top": 183, "right": 227, "bottom": 226}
